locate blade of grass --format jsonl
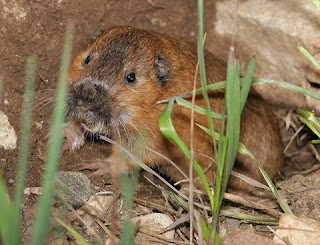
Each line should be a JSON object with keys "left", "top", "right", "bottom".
{"left": 211, "top": 106, "right": 227, "bottom": 243}
{"left": 159, "top": 98, "right": 215, "bottom": 212}
{"left": 211, "top": 60, "right": 242, "bottom": 242}
{"left": 119, "top": 137, "right": 142, "bottom": 245}
{"left": 238, "top": 143, "right": 293, "bottom": 214}
{"left": 297, "top": 109, "right": 320, "bottom": 138}
{"left": 197, "top": 124, "right": 293, "bottom": 214}
{"left": 190, "top": 77, "right": 320, "bottom": 102}
{"left": 176, "top": 97, "right": 222, "bottom": 119}
{"left": 159, "top": 75, "right": 320, "bottom": 106}
{"left": 10, "top": 56, "right": 36, "bottom": 245}
{"left": 297, "top": 45, "right": 320, "bottom": 70}
{"left": 200, "top": 217, "right": 210, "bottom": 242}
{"left": 220, "top": 210, "right": 279, "bottom": 223}
{"left": 252, "top": 78, "right": 320, "bottom": 100}
{"left": 56, "top": 218, "right": 90, "bottom": 245}
{"left": 198, "top": 1, "right": 222, "bottom": 242}
{"left": 310, "top": 0, "right": 320, "bottom": 9}
{"left": 120, "top": 169, "right": 139, "bottom": 245}
{"left": 29, "top": 25, "right": 74, "bottom": 245}
{"left": 222, "top": 60, "right": 241, "bottom": 194}
{"left": 240, "top": 58, "right": 255, "bottom": 112}
{"left": 0, "top": 177, "right": 16, "bottom": 245}
{"left": 198, "top": 0, "right": 218, "bottom": 160}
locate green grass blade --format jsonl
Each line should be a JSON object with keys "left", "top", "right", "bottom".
{"left": 200, "top": 217, "right": 209, "bottom": 241}
{"left": 159, "top": 98, "right": 214, "bottom": 211}
{"left": 169, "top": 192, "right": 190, "bottom": 211}
{"left": 310, "top": 0, "right": 320, "bottom": 9}
{"left": 238, "top": 144, "right": 292, "bottom": 214}
{"left": 297, "top": 109, "right": 320, "bottom": 138}
{"left": 0, "top": 177, "right": 16, "bottom": 245}
{"left": 10, "top": 56, "right": 36, "bottom": 245}
{"left": 56, "top": 218, "right": 90, "bottom": 245}
{"left": 297, "top": 45, "right": 320, "bottom": 69}
{"left": 176, "top": 97, "right": 222, "bottom": 119}
{"left": 29, "top": 25, "right": 74, "bottom": 245}
{"left": 119, "top": 137, "right": 142, "bottom": 245}
{"left": 197, "top": 124, "right": 292, "bottom": 214}
{"left": 212, "top": 107, "right": 227, "bottom": 239}
{"left": 240, "top": 58, "right": 255, "bottom": 112}
{"left": 120, "top": 219, "right": 134, "bottom": 245}
{"left": 165, "top": 74, "right": 320, "bottom": 108}
{"left": 211, "top": 60, "right": 242, "bottom": 240}
{"left": 119, "top": 168, "right": 139, "bottom": 245}
{"left": 220, "top": 210, "right": 279, "bottom": 223}
{"left": 223, "top": 61, "right": 241, "bottom": 192}
{"left": 190, "top": 77, "right": 320, "bottom": 101}
{"left": 176, "top": 81, "right": 226, "bottom": 100}
{"left": 252, "top": 78, "right": 320, "bottom": 100}
{"left": 198, "top": 0, "right": 218, "bottom": 159}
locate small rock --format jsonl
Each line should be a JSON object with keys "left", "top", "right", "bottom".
{"left": 24, "top": 187, "right": 42, "bottom": 196}
{"left": 0, "top": 110, "right": 17, "bottom": 150}
{"left": 54, "top": 171, "right": 91, "bottom": 208}
{"left": 105, "top": 238, "right": 117, "bottom": 245}
{"left": 87, "top": 194, "right": 114, "bottom": 213}
{"left": 132, "top": 213, "right": 174, "bottom": 241}
{"left": 274, "top": 214, "right": 320, "bottom": 245}
{"left": 35, "top": 121, "right": 43, "bottom": 130}
{"left": 3, "top": 99, "right": 9, "bottom": 105}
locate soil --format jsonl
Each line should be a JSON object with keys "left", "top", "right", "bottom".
{"left": 1, "top": 0, "right": 319, "bottom": 244}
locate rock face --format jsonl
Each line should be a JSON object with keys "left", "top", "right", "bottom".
{"left": 213, "top": 0, "right": 320, "bottom": 108}
{"left": 0, "top": 110, "right": 17, "bottom": 150}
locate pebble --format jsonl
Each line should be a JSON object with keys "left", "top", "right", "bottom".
{"left": 132, "top": 213, "right": 174, "bottom": 242}
{"left": 0, "top": 110, "right": 17, "bottom": 150}
{"left": 54, "top": 171, "right": 91, "bottom": 208}
{"left": 87, "top": 194, "right": 114, "bottom": 213}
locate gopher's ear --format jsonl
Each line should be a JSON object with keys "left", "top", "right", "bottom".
{"left": 90, "top": 29, "right": 104, "bottom": 43}
{"left": 154, "top": 56, "right": 170, "bottom": 83}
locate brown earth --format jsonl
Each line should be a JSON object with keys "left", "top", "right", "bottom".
{"left": 0, "top": 0, "right": 219, "bottom": 192}
{"left": 1, "top": 0, "right": 319, "bottom": 244}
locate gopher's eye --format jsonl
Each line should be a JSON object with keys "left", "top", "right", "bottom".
{"left": 84, "top": 54, "right": 91, "bottom": 65}
{"left": 126, "top": 72, "right": 136, "bottom": 83}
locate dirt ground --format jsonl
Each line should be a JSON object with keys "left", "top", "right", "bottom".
{"left": 1, "top": 0, "right": 319, "bottom": 244}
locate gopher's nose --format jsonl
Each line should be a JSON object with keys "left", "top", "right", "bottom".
{"left": 77, "top": 110, "right": 94, "bottom": 124}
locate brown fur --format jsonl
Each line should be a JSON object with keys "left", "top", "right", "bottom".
{"left": 65, "top": 26, "right": 283, "bottom": 190}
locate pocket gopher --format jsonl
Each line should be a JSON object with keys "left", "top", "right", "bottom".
{"left": 64, "top": 26, "right": 283, "bottom": 191}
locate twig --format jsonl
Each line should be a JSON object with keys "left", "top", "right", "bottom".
{"left": 134, "top": 198, "right": 182, "bottom": 217}
{"left": 138, "top": 228, "right": 190, "bottom": 245}
{"left": 95, "top": 218, "right": 119, "bottom": 244}
{"left": 99, "top": 135, "right": 212, "bottom": 212}
{"left": 224, "top": 193, "right": 281, "bottom": 218}
{"left": 284, "top": 125, "right": 304, "bottom": 154}
{"left": 308, "top": 143, "right": 320, "bottom": 163}
{"left": 143, "top": 175, "right": 211, "bottom": 211}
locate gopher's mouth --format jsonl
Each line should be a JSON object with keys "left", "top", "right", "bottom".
{"left": 80, "top": 121, "right": 101, "bottom": 134}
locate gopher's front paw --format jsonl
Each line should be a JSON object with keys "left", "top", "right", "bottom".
{"left": 62, "top": 120, "right": 85, "bottom": 153}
